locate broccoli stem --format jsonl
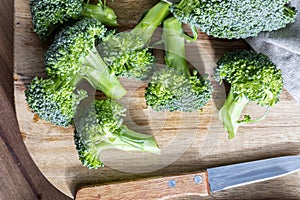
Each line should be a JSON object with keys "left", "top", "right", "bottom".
{"left": 118, "top": 125, "right": 161, "bottom": 154}
{"left": 284, "top": 6, "right": 297, "bottom": 18}
{"left": 131, "top": 1, "right": 171, "bottom": 45}
{"left": 219, "top": 89, "right": 249, "bottom": 139}
{"left": 82, "top": 47, "right": 126, "bottom": 99}
{"left": 95, "top": 125, "right": 161, "bottom": 154}
{"left": 163, "top": 17, "right": 190, "bottom": 77}
{"left": 81, "top": 3, "right": 118, "bottom": 26}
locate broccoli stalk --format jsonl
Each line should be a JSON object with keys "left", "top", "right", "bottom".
{"left": 74, "top": 99, "right": 160, "bottom": 169}
{"left": 131, "top": 1, "right": 171, "bottom": 45}
{"left": 80, "top": 47, "right": 127, "bottom": 98}
{"left": 163, "top": 17, "right": 191, "bottom": 78}
{"left": 81, "top": 2, "right": 118, "bottom": 27}
{"left": 99, "top": 1, "right": 170, "bottom": 80}
{"left": 45, "top": 18, "right": 126, "bottom": 99}
{"left": 218, "top": 89, "right": 249, "bottom": 139}
{"left": 215, "top": 50, "right": 283, "bottom": 139}
{"left": 168, "top": 0, "right": 297, "bottom": 39}
{"left": 145, "top": 17, "right": 212, "bottom": 112}
{"left": 29, "top": 0, "right": 118, "bottom": 39}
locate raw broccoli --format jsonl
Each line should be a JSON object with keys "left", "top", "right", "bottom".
{"left": 99, "top": 32, "right": 155, "bottom": 80}
{"left": 98, "top": 1, "right": 170, "bottom": 80}
{"left": 74, "top": 99, "right": 161, "bottom": 169}
{"left": 25, "top": 77, "right": 87, "bottom": 126}
{"left": 145, "top": 17, "right": 212, "bottom": 112}
{"left": 45, "top": 18, "right": 126, "bottom": 99}
{"left": 168, "top": 0, "right": 297, "bottom": 39}
{"left": 214, "top": 50, "right": 283, "bottom": 139}
{"left": 30, "top": 0, "right": 118, "bottom": 39}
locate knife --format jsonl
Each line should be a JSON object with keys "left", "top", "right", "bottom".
{"left": 75, "top": 156, "right": 300, "bottom": 199}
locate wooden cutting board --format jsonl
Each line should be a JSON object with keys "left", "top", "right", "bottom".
{"left": 14, "top": 0, "right": 300, "bottom": 198}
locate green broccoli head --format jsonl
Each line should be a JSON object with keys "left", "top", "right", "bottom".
{"left": 145, "top": 17, "right": 212, "bottom": 112}
{"left": 99, "top": 32, "right": 155, "bottom": 80}
{"left": 25, "top": 77, "right": 87, "bottom": 127}
{"left": 94, "top": 1, "right": 171, "bottom": 81}
{"left": 29, "top": 0, "right": 118, "bottom": 40}
{"left": 215, "top": 50, "right": 283, "bottom": 138}
{"left": 29, "top": 0, "right": 83, "bottom": 39}
{"left": 170, "top": 0, "right": 297, "bottom": 39}
{"left": 45, "top": 18, "right": 106, "bottom": 79}
{"left": 74, "top": 99, "right": 160, "bottom": 169}
{"left": 45, "top": 18, "right": 126, "bottom": 99}
{"left": 215, "top": 50, "right": 283, "bottom": 107}
{"left": 145, "top": 68, "right": 212, "bottom": 112}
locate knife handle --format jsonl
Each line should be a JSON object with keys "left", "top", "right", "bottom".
{"left": 75, "top": 171, "right": 209, "bottom": 200}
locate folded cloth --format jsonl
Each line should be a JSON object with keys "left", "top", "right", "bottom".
{"left": 246, "top": 0, "right": 300, "bottom": 102}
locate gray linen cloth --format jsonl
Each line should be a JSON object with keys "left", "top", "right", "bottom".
{"left": 246, "top": 0, "right": 300, "bottom": 102}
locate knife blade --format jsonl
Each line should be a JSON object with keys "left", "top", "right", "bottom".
{"left": 161, "top": 0, "right": 181, "bottom": 4}
{"left": 75, "top": 156, "right": 300, "bottom": 200}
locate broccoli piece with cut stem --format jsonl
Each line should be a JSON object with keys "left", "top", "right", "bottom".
{"left": 25, "top": 76, "right": 87, "bottom": 127}
{"left": 215, "top": 50, "right": 283, "bottom": 139}
{"left": 30, "top": 0, "right": 118, "bottom": 39}
{"left": 145, "top": 17, "right": 212, "bottom": 112}
{"left": 45, "top": 18, "right": 126, "bottom": 99}
{"left": 74, "top": 99, "right": 161, "bottom": 169}
{"left": 98, "top": 1, "right": 171, "bottom": 80}
{"left": 168, "top": 0, "right": 297, "bottom": 39}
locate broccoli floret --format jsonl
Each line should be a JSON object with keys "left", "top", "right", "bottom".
{"left": 169, "top": 0, "right": 297, "bottom": 39}
{"left": 214, "top": 50, "right": 283, "bottom": 139}
{"left": 30, "top": 0, "right": 118, "bottom": 39}
{"left": 45, "top": 18, "right": 126, "bottom": 99}
{"left": 99, "top": 32, "right": 155, "bottom": 80}
{"left": 74, "top": 99, "right": 161, "bottom": 169}
{"left": 145, "top": 17, "right": 212, "bottom": 112}
{"left": 25, "top": 77, "right": 87, "bottom": 126}
{"left": 98, "top": 1, "right": 171, "bottom": 80}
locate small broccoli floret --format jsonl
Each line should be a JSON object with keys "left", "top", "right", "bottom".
{"left": 145, "top": 17, "right": 212, "bottom": 112}
{"left": 45, "top": 18, "right": 126, "bottom": 99}
{"left": 98, "top": 1, "right": 170, "bottom": 80}
{"left": 74, "top": 99, "right": 161, "bottom": 169}
{"left": 99, "top": 32, "right": 155, "bottom": 80}
{"left": 25, "top": 77, "right": 87, "bottom": 126}
{"left": 215, "top": 50, "right": 283, "bottom": 139}
{"left": 169, "top": 0, "right": 297, "bottom": 39}
{"left": 30, "top": 0, "right": 118, "bottom": 39}
{"left": 146, "top": 68, "right": 212, "bottom": 112}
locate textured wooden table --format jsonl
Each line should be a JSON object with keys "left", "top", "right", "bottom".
{"left": 3, "top": 0, "right": 300, "bottom": 199}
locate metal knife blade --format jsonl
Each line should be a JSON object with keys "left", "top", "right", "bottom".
{"left": 75, "top": 156, "right": 300, "bottom": 200}
{"left": 207, "top": 155, "right": 300, "bottom": 192}
{"left": 162, "top": 0, "right": 181, "bottom": 4}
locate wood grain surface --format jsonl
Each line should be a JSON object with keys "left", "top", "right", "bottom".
{"left": 13, "top": 0, "right": 300, "bottom": 199}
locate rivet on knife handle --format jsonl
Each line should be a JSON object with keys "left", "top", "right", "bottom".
{"left": 75, "top": 171, "right": 210, "bottom": 200}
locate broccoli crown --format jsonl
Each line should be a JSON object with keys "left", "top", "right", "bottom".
{"left": 29, "top": 0, "right": 83, "bottom": 39}
{"left": 45, "top": 18, "right": 106, "bottom": 79}
{"left": 74, "top": 99, "right": 125, "bottom": 168}
{"left": 99, "top": 32, "right": 155, "bottom": 80}
{"left": 74, "top": 99, "right": 160, "bottom": 169}
{"left": 94, "top": 1, "right": 170, "bottom": 81}
{"left": 25, "top": 77, "right": 87, "bottom": 127}
{"left": 44, "top": 18, "right": 126, "bottom": 99}
{"left": 215, "top": 50, "right": 283, "bottom": 107}
{"left": 145, "top": 68, "right": 212, "bottom": 112}
{"left": 170, "top": 0, "right": 297, "bottom": 39}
